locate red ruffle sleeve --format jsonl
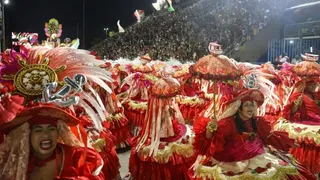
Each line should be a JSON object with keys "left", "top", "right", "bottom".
{"left": 59, "top": 144, "right": 105, "bottom": 180}
{"left": 257, "top": 117, "right": 294, "bottom": 152}
{"left": 193, "top": 116, "right": 233, "bottom": 156}
{"left": 282, "top": 92, "right": 301, "bottom": 121}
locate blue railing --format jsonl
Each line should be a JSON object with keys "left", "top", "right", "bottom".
{"left": 268, "top": 38, "right": 320, "bottom": 61}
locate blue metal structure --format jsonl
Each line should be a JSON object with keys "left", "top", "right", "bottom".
{"left": 268, "top": 38, "right": 320, "bottom": 62}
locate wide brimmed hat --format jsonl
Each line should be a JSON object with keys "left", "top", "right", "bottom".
{"left": 140, "top": 54, "right": 152, "bottom": 61}
{"left": 0, "top": 100, "right": 79, "bottom": 134}
{"left": 151, "top": 76, "right": 180, "bottom": 98}
{"left": 217, "top": 89, "right": 264, "bottom": 121}
{"left": 236, "top": 89, "right": 265, "bottom": 107}
{"left": 301, "top": 53, "right": 319, "bottom": 62}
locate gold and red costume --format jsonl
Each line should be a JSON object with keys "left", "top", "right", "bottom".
{"left": 189, "top": 89, "right": 315, "bottom": 180}
{"left": 129, "top": 72, "right": 196, "bottom": 180}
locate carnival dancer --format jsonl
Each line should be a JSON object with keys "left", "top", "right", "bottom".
{"left": 86, "top": 122, "right": 122, "bottom": 180}
{"left": 0, "top": 46, "right": 122, "bottom": 179}
{"left": 189, "top": 89, "right": 316, "bottom": 180}
{"left": 119, "top": 55, "right": 158, "bottom": 135}
{"left": 259, "top": 62, "right": 283, "bottom": 125}
{"left": 133, "top": 53, "right": 153, "bottom": 74}
{"left": 128, "top": 68, "right": 196, "bottom": 180}
{"left": 0, "top": 76, "right": 105, "bottom": 179}
{"left": 98, "top": 62, "right": 132, "bottom": 149}
{"left": 239, "top": 62, "right": 281, "bottom": 126}
{"left": 276, "top": 53, "right": 320, "bottom": 175}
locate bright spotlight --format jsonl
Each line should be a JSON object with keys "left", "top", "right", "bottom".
{"left": 4, "top": 0, "right": 9, "bottom": 4}
{"left": 289, "top": 40, "right": 294, "bottom": 44}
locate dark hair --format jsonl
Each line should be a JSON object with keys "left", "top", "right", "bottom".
{"left": 234, "top": 105, "right": 258, "bottom": 134}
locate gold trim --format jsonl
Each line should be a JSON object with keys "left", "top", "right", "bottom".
{"left": 274, "top": 120, "right": 320, "bottom": 145}
{"left": 138, "top": 141, "right": 195, "bottom": 164}
{"left": 2, "top": 74, "right": 14, "bottom": 80}
{"left": 195, "top": 161, "right": 300, "bottom": 180}
{"left": 105, "top": 113, "right": 124, "bottom": 122}
{"left": 18, "top": 58, "right": 27, "bottom": 67}
{"left": 176, "top": 96, "right": 205, "bottom": 106}
{"left": 13, "top": 64, "right": 58, "bottom": 96}
{"left": 128, "top": 100, "right": 147, "bottom": 110}
{"left": 55, "top": 65, "right": 67, "bottom": 73}
{"left": 42, "top": 58, "right": 50, "bottom": 65}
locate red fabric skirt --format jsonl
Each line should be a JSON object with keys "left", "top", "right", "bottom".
{"left": 98, "top": 130, "right": 121, "bottom": 180}
{"left": 129, "top": 150, "right": 196, "bottom": 180}
{"left": 109, "top": 113, "right": 132, "bottom": 146}
{"left": 290, "top": 143, "right": 320, "bottom": 173}
{"left": 123, "top": 102, "right": 146, "bottom": 128}
{"left": 100, "top": 146, "right": 121, "bottom": 180}
{"left": 179, "top": 104, "right": 206, "bottom": 124}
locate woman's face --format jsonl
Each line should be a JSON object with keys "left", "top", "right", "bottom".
{"left": 30, "top": 124, "right": 58, "bottom": 160}
{"left": 239, "top": 101, "right": 256, "bottom": 120}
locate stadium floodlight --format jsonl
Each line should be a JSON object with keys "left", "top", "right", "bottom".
{"left": 104, "top": 28, "right": 109, "bottom": 39}
{"left": 4, "top": 0, "right": 9, "bottom": 4}
{"left": 289, "top": 40, "right": 294, "bottom": 44}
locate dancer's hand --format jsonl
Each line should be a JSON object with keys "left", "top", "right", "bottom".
{"left": 206, "top": 116, "right": 218, "bottom": 139}
{"left": 268, "top": 145, "right": 277, "bottom": 153}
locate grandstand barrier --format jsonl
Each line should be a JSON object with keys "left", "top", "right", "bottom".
{"left": 268, "top": 38, "right": 320, "bottom": 62}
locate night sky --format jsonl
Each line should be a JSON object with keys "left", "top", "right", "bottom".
{"left": 6, "top": 0, "right": 154, "bottom": 48}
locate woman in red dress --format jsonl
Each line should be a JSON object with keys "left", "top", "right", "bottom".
{"left": 189, "top": 89, "right": 316, "bottom": 180}
{"left": 98, "top": 62, "right": 132, "bottom": 149}
{"left": 282, "top": 79, "right": 320, "bottom": 125}
{"left": 0, "top": 95, "right": 105, "bottom": 180}
{"left": 276, "top": 53, "right": 320, "bottom": 175}
{"left": 129, "top": 70, "right": 196, "bottom": 180}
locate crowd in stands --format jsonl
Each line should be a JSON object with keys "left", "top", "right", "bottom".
{"left": 92, "top": 0, "right": 305, "bottom": 62}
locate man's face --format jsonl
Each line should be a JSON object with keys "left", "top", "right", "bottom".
{"left": 30, "top": 124, "right": 58, "bottom": 160}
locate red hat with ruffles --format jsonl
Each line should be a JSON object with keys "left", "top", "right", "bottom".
{"left": 0, "top": 93, "right": 79, "bottom": 135}
{"left": 236, "top": 89, "right": 265, "bottom": 107}
{"left": 224, "top": 89, "right": 264, "bottom": 108}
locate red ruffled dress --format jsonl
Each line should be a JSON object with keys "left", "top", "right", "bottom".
{"left": 76, "top": 111, "right": 121, "bottom": 179}
{"left": 27, "top": 143, "right": 105, "bottom": 180}
{"left": 129, "top": 119, "right": 196, "bottom": 180}
{"left": 189, "top": 116, "right": 316, "bottom": 180}
{"left": 178, "top": 82, "right": 208, "bottom": 124}
{"left": 128, "top": 75, "right": 197, "bottom": 180}
{"left": 93, "top": 130, "right": 121, "bottom": 180}
{"left": 122, "top": 93, "right": 147, "bottom": 129}
{"left": 120, "top": 72, "right": 153, "bottom": 129}
{"left": 279, "top": 91, "right": 320, "bottom": 173}
{"left": 100, "top": 87, "right": 132, "bottom": 148}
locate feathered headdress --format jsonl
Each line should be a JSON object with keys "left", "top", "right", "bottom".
{"left": 238, "top": 63, "right": 280, "bottom": 116}
{"left": 0, "top": 46, "right": 113, "bottom": 131}
{"left": 0, "top": 75, "right": 91, "bottom": 180}
{"left": 44, "top": 18, "right": 63, "bottom": 38}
